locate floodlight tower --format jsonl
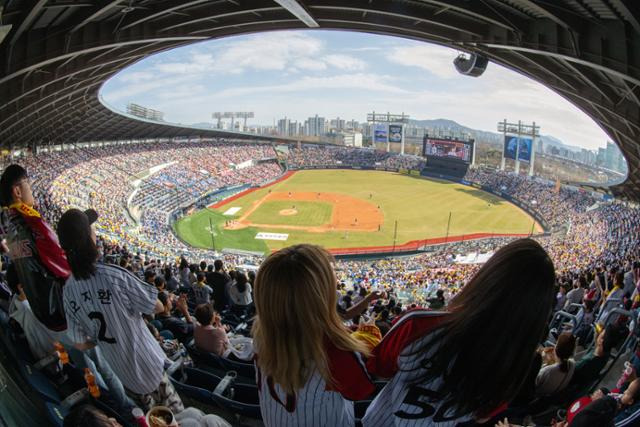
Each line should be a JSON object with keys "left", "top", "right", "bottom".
{"left": 212, "top": 112, "right": 254, "bottom": 131}
{"left": 366, "top": 111, "right": 410, "bottom": 154}
{"left": 497, "top": 119, "right": 540, "bottom": 176}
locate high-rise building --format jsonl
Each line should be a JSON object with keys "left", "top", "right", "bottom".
{"left": 306, "top": 115, "right": 326, "bottom": 137}
{"left": 605, "top": 141, "right": 616, "bottom": 170}
{"left": 277, "top": 117, "right": 291, "bottom": 136}
{"left": 330, "top": 117, "right": 346, "bottom": 132}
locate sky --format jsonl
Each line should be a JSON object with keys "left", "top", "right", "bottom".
{"left": 101, "top": 30, "right": 611, "bottom": 150}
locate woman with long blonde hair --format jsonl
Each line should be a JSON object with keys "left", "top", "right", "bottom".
{"left": 252, "top": 244, "right": 375, "bottom": 426}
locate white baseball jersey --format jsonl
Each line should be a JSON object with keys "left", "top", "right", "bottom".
{"left": 363, "top": 310, "right": 505, "bottom": 426}
{"left": 191, "top": 283, "right": 213, "bottom": 305}
{"left": 256, "top": 339, "right": 374, "bottom": 427}
{"left": 63, "top": 263, "right": 166, "bottom": 394}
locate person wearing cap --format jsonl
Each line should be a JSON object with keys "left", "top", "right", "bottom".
{"left": 57, "top": 208, "right": 184, "bottom": 413}
{"left": 0, "top": 164, "right": 70, "bottom": 331}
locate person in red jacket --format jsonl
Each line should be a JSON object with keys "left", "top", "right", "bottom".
{"left": 0, "top": 164, "right": 70, "bottom": 331}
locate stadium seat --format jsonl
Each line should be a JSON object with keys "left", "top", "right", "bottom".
{"left": 17, "top": 361, "right": 63, "bottom": 404}
{"left": 169, "top": 366, "right": 261, "bottom": 419}
{"left": 44, "top": 402, "right": 67, "bottom": 427}
{"left": 186, "top": 341, "right": 256, "bottom": 381}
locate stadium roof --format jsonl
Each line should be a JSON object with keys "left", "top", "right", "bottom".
{"left": 1, "top": 0, "right": 639, "bottom": 198}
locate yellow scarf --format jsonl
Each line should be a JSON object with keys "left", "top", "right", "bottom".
{"left": 8, "top": 202, "right": 41, "bottom": 218}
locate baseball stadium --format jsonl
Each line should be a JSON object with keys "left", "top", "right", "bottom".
{"left": 175, "top": 168, "right": 542, "bottom": 255}
{"left": 2, "top": 2, "right": 640, "bottom": 427}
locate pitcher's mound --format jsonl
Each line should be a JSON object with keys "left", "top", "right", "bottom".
{"left": 279, "top": 209, "right": 298, "bottom": 216}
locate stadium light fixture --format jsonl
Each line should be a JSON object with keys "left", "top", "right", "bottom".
{"left": 0, "top": 6, "right": 12, "bottom": 46}
{"left": 0, "top": 24, "right": 11, "bottom": 45}
{"left": 273, "top": 0, "right": 319, "bottom": 28}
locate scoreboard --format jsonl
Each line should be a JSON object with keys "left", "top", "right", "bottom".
{"left": 422, "top": 136, "right": 474, "bottom": 164}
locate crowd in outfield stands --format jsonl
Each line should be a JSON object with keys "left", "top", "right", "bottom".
{"left": 2, "top": 142, "right": 640, "bottom": 426}
{"left": 284, "top": 144, "right": 427, "bottom": 170}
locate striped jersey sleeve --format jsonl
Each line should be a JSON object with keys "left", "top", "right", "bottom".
{"left": 366, "top": 310, "right": 447, "bottom": 379}
{"left": 111, "top": 265, "right": 158, "bottom": 316}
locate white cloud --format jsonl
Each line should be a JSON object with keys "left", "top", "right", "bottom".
{"left": 117, "top": 71, "right": 155, "bottom": 83}
{"left": 101, "top": 30, "right": 612, "bottom": 150}
{"left": 294, "top": 58, "right": 327, "bottom": 71}
{"left": 178, "top": 73, "right": 406, "bottom": 101}
{"left": 323, "top": 54, "right": 366, "bottom": 71}
{"left": 387, "top": 44, "right": 461, "bottom": 79}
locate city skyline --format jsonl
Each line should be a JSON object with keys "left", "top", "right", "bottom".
{"left": 101, "top": 30, "right": 612, "bottom": 150}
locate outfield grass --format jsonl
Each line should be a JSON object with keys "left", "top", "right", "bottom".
{"left": 247, "top": 200, "right": 333, "bottom": 226}
{"left": 174, "top": 170, "right": 540, "bottom": 254}
{"left": 174, "top": 209, "right": 269, "bottom": 253}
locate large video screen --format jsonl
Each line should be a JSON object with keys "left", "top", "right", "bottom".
{"left": 423, "top": 138, "right": 472, "bottom": 163}
{"left": 504, "top": 136, "right": 533, "bottom": 162}
{"left": 373, "top": 123, "right": 388, "bottom": 143}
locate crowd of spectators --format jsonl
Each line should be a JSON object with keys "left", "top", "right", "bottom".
{"left": 283, "top": 144, "right": 426, "bottom": 170}
{"left": 3, "top": 141, "right": 640, "bottom": 425}
{"left": 10, "top": 141, "right": 640, "bottom": 310}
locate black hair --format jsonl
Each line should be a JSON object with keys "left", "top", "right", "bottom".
{"left": 236, "top": 272, "right": 248, "bottom": 293}
{"left": 144, "top": 269, "right": 156, "bottom": 281}
{"left": 200, "top": 261, "right": 207, "bottom": 271}
{"left": 407, "top": 238, "right": 555, "bottom": 418}
{"left": 207, "top": 264, "right": 214, "bottom": 272}
{"left": 342, "top": 295, "right": 352, "bottom": 309}
{"left": 0, "top": 164, "right": 27, "bottom": 207}
{"left": 214, "top": 259, "right": 223, "bottom": 271}
{"left": 63, "top": 234, "right": 99, "bottom": 281}
{"left": 157, "top": 291, "right": 170, "bottom": 307}
{"left": 63, "top": 404, "right": 114, "bottom": 427}
{"left": 179, "top": 257, "right": 189, "bottom": 270}
{"left": 194, "top": 303, "right": 214, "bottom": 325}
{"left": 555, "top": 332, "right": 576, "bottom": 373}
{"left": 197, "top": 272, "right": 206, "bottom": 283}
{"left": 154, "top": 276, "right": 166, "bottom": 289}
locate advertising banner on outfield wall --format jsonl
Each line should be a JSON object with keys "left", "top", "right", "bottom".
{"left": 517, "top": 137, "right": 533, "bottom": 162}
{"left": 388, "top": 124, "right": 403, "bottom": 143}
{"left": 374, "top": 123, "right": 388, "bottom": 143}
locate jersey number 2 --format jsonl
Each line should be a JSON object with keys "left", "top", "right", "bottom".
{"left": 88, "top": 312, "right": 117, "bottom": 344}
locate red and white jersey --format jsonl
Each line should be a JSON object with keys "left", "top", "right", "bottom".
{"left": 363, "top": 309, "right": 504, "bottom": 426}
{"left": 256, "top": 339, "right": 375, "bottom": 427}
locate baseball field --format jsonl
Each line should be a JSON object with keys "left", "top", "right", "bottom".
{"left": 173, "top": 169, "right": 542, "bottom": 254}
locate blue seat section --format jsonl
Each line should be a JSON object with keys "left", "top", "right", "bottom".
{"left": 45, "top": 402, "right": 68, "bottom": 427}
{"left": 170, "top": 366, "right": 261, "bottom": 420}
{"left": 17, "top": 360, "right": 63, "bottom": 404}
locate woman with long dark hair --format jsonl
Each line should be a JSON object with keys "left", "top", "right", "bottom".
{"left": 363, "top": 238, "right": 556, "bottom": 425}
{"left": 57, "top": 208, "right": 183, "bottom": 413}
